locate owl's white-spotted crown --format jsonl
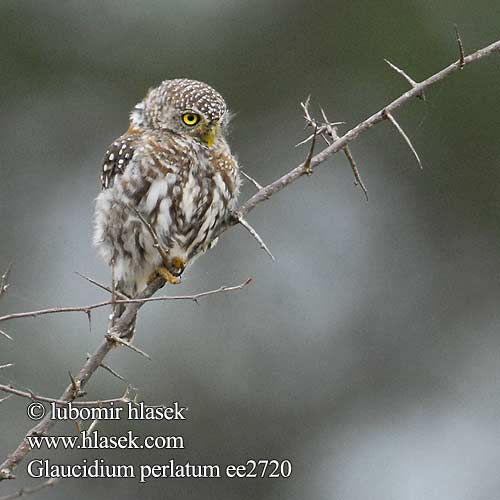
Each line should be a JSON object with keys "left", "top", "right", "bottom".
{"left": 131, "top": 79, "right": 227, "bottom": 129}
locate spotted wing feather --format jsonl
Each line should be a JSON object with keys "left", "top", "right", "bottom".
{"left": 100, "top": 136, "right": 136, "bottom": 190}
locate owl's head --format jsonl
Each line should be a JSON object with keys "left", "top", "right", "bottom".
{"left": 131, "top": 79, "right": 229, "bottom": 148}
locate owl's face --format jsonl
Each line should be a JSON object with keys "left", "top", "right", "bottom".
{"left": 131, "top": 79, "right": 229, "bottom": 148}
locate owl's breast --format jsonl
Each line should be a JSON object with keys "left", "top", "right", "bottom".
{"left": 144, "top": 139, "right": 239, "bottom": 261}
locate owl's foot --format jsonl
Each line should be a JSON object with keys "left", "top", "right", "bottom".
{"left": 148, "top": 267, "right": 180, "bottom": 285}
{"left": 171, "top": 256, "right": 186, "bottom": 275}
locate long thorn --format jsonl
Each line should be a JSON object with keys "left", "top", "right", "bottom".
{"left": 454, "top": 25, "right": 465, "bottom": 69}
{"left": 241, "top": 171, "right": 263, "bottom": 190}
{"left": 384, "top": 58, "right": 425, "bottom": 100}
{"left": 384, "top": 110, "right": 423, "bottom": 170}
{"left": 237, "top": 216, "right": 275, "bottom": 262}
{"left": 0, "top": 330, "right": 12, "bottom": 341}
{"left": 303, "top": 125, "right": 318, "bottom": 175}
{"left": 75, "top": 271, "right": 129, "bottom": 300}
{"left": 343, "top": 146, "right": 368, "bottom": 201}
{"left": 107, "top": 334, "right": 152, "bottom": 361}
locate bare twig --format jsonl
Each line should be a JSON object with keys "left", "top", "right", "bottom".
{"left": 0, "top": 478, "right": 59, "bottom": 500}
{"left": 454, "top": 25, "right": 465, "bottom": 69}
{"left": 241, "top": 170, "right": 263, "bottom": 191}
{"left": 0, "top": 383, "right": 133, "bottom": 408}
{"left": 384, "top": 110, "right": 423, "bottom": 169}
{"left": 235, "top": 216, "right": 275, "bottom": 261}
{"left": 0, "top": 278, "right": 252, "bottom": 323}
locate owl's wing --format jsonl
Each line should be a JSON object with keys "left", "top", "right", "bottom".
{"left": 100, "top": 135, "right": 136, "bottom": 190}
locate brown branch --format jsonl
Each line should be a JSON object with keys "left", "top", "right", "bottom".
{"left": 1, "top": 35, "right": 499, "bottom": 483}
{"left": 0, "top": 279, "right": 252, "bottom": 323}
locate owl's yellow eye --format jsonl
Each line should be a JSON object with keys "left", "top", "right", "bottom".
{"left": 182, "top": 113, "right": 200, "bottom": 126}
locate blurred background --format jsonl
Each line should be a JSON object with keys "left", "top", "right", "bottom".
{"left": 1, "top": 1, "right": 500, "bottom": 499}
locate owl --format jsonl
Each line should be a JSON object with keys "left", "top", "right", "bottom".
{"left": 94, "top": 79, "right": 241, "bottom": 301}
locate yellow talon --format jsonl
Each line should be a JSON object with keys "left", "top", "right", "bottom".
{"left": 148, "top": 267, "right": 180, "bottom": 285}
{"left": 171, "top": 256, "right": 186, "bottom": 272}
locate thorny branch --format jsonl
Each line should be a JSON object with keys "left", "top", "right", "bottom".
{"left": 1, "top": 34, "right": 500, "bottom": 488}
{"left": 0, "top": 277, "right": 165, "bottom": 481}
{"left": 0, "top": 278, "right": 252, "bottom": 323}
{"left": 0, "top": 383, "right": 135, "bottom": 408}
{"left": 298, "top": 96, "right": 369, "bottom": 199}
{"left": 231, "top": 37, "right": 500, "bottom": 220}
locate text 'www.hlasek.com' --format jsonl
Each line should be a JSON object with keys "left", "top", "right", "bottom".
{"left": 24, "top": 401, "right": 292, "bottom": 483}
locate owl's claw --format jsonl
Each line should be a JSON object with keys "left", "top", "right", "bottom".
{"left": 171, "top": 256, "right": 186, "bottom": 274}
{"left": 148, "top": 267, "right": 180, "bottom": 285}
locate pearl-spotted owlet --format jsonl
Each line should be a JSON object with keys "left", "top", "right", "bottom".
{"left": 94, "top": 79, "right": 241, "bottom": 304}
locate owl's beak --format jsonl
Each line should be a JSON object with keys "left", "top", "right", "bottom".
{"left": 202, "top": 122, "right": 220, "bottom": 148}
